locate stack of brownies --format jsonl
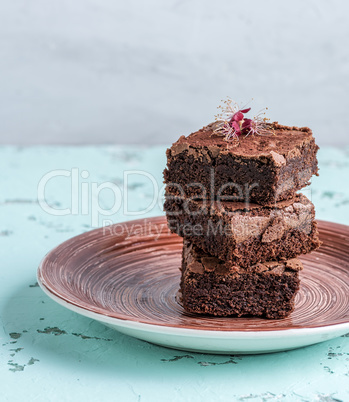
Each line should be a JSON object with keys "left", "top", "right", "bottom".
{"left": 163, "top": 121, "right": 321, "bottom": 319}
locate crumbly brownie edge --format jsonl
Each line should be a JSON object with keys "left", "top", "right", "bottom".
{"left": 275, "top": 136, "right": 319, "bottom": 202}
{"left": 164, "top": 130, "right": 319, "bottom": 205}
{"left": 180, "top": 272, "right": 300, "bottom": 319}
{"left": 164, "top": 150, "right": 280, "bottom": 205}
{"left": 180, "top": 244, "right": 302, "bottom": 319}
{"left": 182, "top": 220, "right": 321, "bottom": 266}
{"left": 165, "top": 195, "right": 321, "bottom": 267}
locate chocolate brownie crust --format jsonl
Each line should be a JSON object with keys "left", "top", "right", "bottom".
{"left": 181, "top": 240, "right": 302, "bottom": 319}
{"left": 164, "top": 122, "right": 319, "bottom": 205}
{"left": 165, "top": 193, "right": 321, "bottom": 267}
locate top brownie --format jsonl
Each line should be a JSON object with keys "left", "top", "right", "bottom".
{"left": 164, "top": 122, "right": 319, "bottom": 205}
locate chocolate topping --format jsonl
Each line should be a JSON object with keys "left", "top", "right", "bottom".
{"left": 169, "top": 122, "right": 314, "bottom": 159}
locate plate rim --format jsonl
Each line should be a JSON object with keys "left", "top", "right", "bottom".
{"left": 37, "top": 274, "right": 349, "bottom": 339}
{"left": 37, "top": 217, "right": 349, "bottom": 335}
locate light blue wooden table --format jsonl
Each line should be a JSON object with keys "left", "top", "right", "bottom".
{"left": 1, "top": 146, "right": 348, "bottom": 402}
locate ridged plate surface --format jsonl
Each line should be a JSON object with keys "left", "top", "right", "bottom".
{"left": 38, "top": 217, "right": 349, "bottom": 353}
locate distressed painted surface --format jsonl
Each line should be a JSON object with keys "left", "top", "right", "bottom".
{"left": 0, "top": 145, "right": 348, "bottom": 402}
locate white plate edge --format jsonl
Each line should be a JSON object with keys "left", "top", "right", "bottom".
{"left": 37, "top": 274, "right": 349, "bottom": 341}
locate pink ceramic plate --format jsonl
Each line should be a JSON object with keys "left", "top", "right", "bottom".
{"left": 38, "top": 217, "right": 349, "bottom": 354}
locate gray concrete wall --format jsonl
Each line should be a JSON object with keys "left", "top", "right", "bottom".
{"left": 0, "top": 0, "right": 348, "bottom": 145}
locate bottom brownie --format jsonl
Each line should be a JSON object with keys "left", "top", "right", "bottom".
{"left": 181, "top": 240, "right": 303, "bottom": 319}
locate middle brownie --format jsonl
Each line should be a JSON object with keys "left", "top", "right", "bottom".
{"left": 164, "top": 193, "right": 321, "bottom": 267}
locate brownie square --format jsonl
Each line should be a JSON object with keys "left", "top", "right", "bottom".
{"left": 165, "top": 193, "right": 321, "bottom": 267}
{"left": 181, "top": 240, "right": 302, "bottom": 319}
{"left": 163, "top": 122, "right": 319, "bottom": 205}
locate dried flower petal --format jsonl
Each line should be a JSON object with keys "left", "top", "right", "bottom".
{"left": 240, "top": 108, "right": 251, "bottom": 114}
{"left": 231, "top": 111, "right": 244, "bottom": 122}
{"left": 213, "top": 98, "right": 269, "bottom": 141}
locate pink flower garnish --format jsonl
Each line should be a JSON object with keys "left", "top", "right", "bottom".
{"left": 231, "top": 111, "right": 245, "bottom": 122}
{"left": 237, "top": 108, "right": 251, "bottom": 115}
{"left": 213, "top": 99, "right": 269, "bottom": 141}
